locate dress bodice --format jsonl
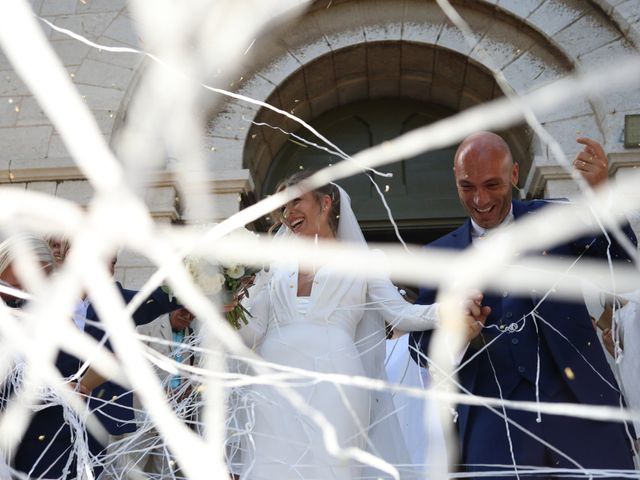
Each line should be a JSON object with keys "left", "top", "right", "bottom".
{"left": 240, "top": 259, "right": 438, "bottom": 350}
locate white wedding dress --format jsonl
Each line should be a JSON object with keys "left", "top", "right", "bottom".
{"left": 237, "top": 187, "right": 438, "bottom": 480}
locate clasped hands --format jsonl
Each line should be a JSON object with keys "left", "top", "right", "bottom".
{"left": 461, "top": 291, "right": 491, "bottom": 343}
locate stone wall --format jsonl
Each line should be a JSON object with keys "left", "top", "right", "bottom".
{"left": 1, "top": 0, "right": 639, "bottom": 287}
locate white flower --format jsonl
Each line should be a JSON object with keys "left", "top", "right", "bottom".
{"left": 226, "top": 265, "right": 245, "bottom": 279}
{"left": 198, "top": 272, "right": 225, "bottom": 296}
{"left": 183, "top": 256, "right": 225, "bottom": 296}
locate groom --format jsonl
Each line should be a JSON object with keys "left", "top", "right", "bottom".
{"left": 410, "top": 132, "right": 637, "bottom": 477}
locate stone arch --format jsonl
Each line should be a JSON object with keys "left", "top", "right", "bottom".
{"left": 243, "top": 41, "right": 533, "bottom": 198}
{"left": 205, "top": 0, "right": 640, "bottom": 201}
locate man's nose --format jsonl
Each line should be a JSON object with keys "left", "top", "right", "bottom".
{"left": 473, "top": 188, "right": 489, "bottom": 206}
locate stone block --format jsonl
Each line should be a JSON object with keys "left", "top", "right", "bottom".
{"left": 500, "top": 46, "right": 563, "bottom": 93}
{"left": 103, "top": 14, "right": 141, "bottom": 48}
{"left": 358, "top": 0, "right": 403, "bottom": 42}
{"left": 0, "top": 71, "right": 31, "bottom": 97}
{"left": 309, "top": 89, "right": 339, "bottom": 118}
{"left": 204, "top": 137, "right": 245, "bottom": 171}
{"left": 26, "top": 181, "right": 57, "bottom": 196}
{"left": 73, "top": 59, "right": 134, "bottom": 90}
{"left": 76, "top": 0, "right": 127, "bottom": 14}
{"left": 578, "top": 37, "right": 636, "bottom": 66}
{"left": 122, "top": 266, "right": 156, "bottom": 290}
{"left": 0, "top": 97, "right": 20, "bottom": 127}
{"left": 286, "top": 35, "right": 332, "bottom": 66}
{"left": 47, "top": 134, "right": 70, "bottom": 159}
{"left": 597, "top": 87, "right": 640, "bottom": 115}
{"left": 76, "top": 84, "right": 124, "bottom": 111}
{"left": 333, "top": 45, "right": 367, "bottom": 83}
{"left": 539, "top": 114, "right": 603, "bottom": 163}
{"left": 50, "top": 39, "right": 91, "bottom": 66}
{"left": 430, "top": 81, "right": 462, "bottom": 111}
{"left": 536, "top": 96, "right": 594, "bottom": 124}
{"left": 471, "top": 22, "right": 536, "bottom": 72}
{"left": 401, "top": 43, "right": 434, "bottom": 74}
{"left": 338, "top": 77, "right": 369, "bottom": 105}
{"left": 553, "top": 12, "right": 620, "bottom": 58}
{"left": 496, "top": 0, "right": 545, "bottom": 18}
{"left": 458, "top": 90, "right": 486, "bottom": 111}
{"left": 0, "top": 126, "right": 51, "bottom": 162}
{"left": 86, "top": 36, "right": 144, "bottom": 70}
{"left": 368, "top": 76, "right": 399, "bottom": 98}
{"left": 40, "top": 0, "right": 77, "bottom": 16}
{"left": 278, "top": 70, "right": 309, "bottom": 112}
{"left": 0, "top": 50, "right": 12, "bottom": 72}
{"left": 367, "top": 43, "right": 401, "bottom": 77}
{"left": 55, "top": 179, "right": 95, "bottom": 205}
{"left": 16, "top": 96, "right": 48, "bottom": 126}
{"left": 115, "top": 249, "right": 155, "bottom": 268}
{"left": 363, "top": 22, "right": 402, "bottom": 42}
{"left": 402, "top": 2, "right": 446, "bottom": 44}
{"left": 48, "top": 12, "right": 118, "bottom": 41}
{"left": 92, "top": 109, "right": 118, "bottom": 134}
{"left": 9, "top": 155, "right": 80, "bottom": 177}
{"left": 433, "top": 49, "right": 466, "bottom": 91}
{"left": 314, "top": 3, "right": 366, "bottom": 50}
{"left": 28, "top": 0, "right": 44, "bottom": 15}
{"left": 256, "top": 52, "right": 301, "bottom": 89}
{"left": 544, "top": 178, "right": 581, "bottom": 199}
{"left": 305, "top": 53, "right": 337, "bottom": 100}
{"left": 463, "top": 61, "right": 496, "bottom": 100}
{"left": 399, "top": 76, "right": 432, "bottom": 102}
{"left": 527, "top": 0, "right": 584, "bottom": 38}
{"left": 145, "top": 185, "right": 178, "bottom": 219}
{"left": 613, "top": 0, "right": 640, "bottom": 27}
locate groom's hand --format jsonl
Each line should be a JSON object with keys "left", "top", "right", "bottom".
{"left": 463, "top": 291, "right": 490, "bottom": 342}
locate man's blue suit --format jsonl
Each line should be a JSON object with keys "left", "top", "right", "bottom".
{"left": 84, "top": 283, "right": 178, "bottom": 441}
{"left": 410, "top": 199, "right": 637, "bottom": 477}
{"left": 8, "top": 351, "right": 84, "bottom": 478}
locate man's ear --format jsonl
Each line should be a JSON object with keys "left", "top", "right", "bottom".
{"left": 511, "top": 162, "right": 520, "bottom": 187}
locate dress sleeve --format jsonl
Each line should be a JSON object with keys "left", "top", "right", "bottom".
{"left": 238, "top": 269, "right": 271, "bottom": 349}
{"left": 366, "top": 275, "right": 439, "bottom": 332}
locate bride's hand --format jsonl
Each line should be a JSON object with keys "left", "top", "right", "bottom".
{"left": 223, "top": 297, "right": 238, "bottom": 313}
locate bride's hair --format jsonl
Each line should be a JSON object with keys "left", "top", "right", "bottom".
{"left": 271, "top": 170, "right": 341, "bottom": 235}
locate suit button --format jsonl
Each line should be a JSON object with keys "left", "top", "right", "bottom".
{"left": 505, "top": 312, "right": 513, "bottom": 319}
{"left": 517, "top": 366, "right": 525, "bottom": 373}
{"left": 38, "top": 435, "right": 46, "bottom": 441}
{"left": 512, "top": 338, "right": 519, "bottom": 345}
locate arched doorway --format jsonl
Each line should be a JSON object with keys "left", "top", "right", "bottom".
{"left": 262, "top": 98, "right": 467, "bottom": 243}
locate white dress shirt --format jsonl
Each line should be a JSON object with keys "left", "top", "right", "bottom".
{"left": 72, "top": 297, "right": 90, "bottom": 331}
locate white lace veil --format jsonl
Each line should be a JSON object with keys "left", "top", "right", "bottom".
{"left": 274, "top": 184, "right": 411, "bottom": 476}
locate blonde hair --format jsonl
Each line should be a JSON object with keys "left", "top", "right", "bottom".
{"left": 0, "top": 233, "right": 55, "bottom": 276}
{"left": 271, "top": 170, "right": 341, "bottom": 235}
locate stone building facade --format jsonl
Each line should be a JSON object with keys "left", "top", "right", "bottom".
{"left": 1, "top": 0, "right": 639, "bottom": 287}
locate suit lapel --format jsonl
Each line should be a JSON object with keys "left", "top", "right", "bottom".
{"left": 449, "top": 219, "right": 473, "bottom": 251}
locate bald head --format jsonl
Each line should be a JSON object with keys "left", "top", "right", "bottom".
{"left": 453, "top": 132, "right": 519, "bottom": 229}
{"left": 454, "top": 132, "right": 513, "bottom": 170}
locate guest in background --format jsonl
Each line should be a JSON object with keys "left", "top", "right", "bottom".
{"left": 0, "top": 233, "right": 88, "bottom": 478}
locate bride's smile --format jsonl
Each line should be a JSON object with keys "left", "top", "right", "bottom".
{"left": 282, "top": 191, "right": 334, "bottom": 239}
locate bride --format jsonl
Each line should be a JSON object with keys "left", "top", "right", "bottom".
{"left": 236, "top": 172, "right": 482, "bottom": 479}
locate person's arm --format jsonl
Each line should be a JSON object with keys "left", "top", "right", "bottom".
{"left": 570, "top": 137, "right": 638, "bottom": 261}
{"left": 238, "top": 269, "right": 271, "bottom": 349}
{"left": 367, "top": 276, "right": 439, "bottom": 331}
